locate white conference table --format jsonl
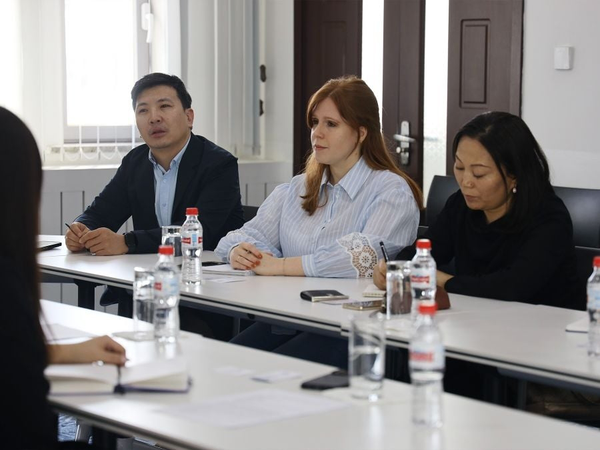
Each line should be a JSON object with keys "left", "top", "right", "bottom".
{"left": 341, "top": 295, "right": 600, "bottom": 393}
{"left": 43, "top": 300, "right": 600, "bottom": 450}
{"left": 38, "top": 235, "right": 362, "bottom": 333}
{"left": 39, "top": 235, "right": 599, "bottom": 394}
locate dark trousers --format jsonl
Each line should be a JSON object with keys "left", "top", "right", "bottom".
{"left": 231, "top": 322, "right": 348, "bottom": 369}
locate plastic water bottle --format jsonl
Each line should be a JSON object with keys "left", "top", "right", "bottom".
{"left": 410, "top": 239, "right": 437, "bottom": 321}
{"left": 587, "top": 256, "right": 600, "bottom": 357}
{"left": 153, "top": 245, "right": 181, "bottom": 342}
{"left": 181, "top": 207, "right": 203, "bottom": 285}
{"left": 409, "top": 302, "right": 445, "bottom": 428}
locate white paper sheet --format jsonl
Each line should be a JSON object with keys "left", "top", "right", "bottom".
{"left": 214, "top": 366, "right": 255, "bottom": 377}
{"left": 251, "top": 370, "right": 301, "bottom": 383}
{"left": 202, "top": 264, "right": 255, "bottom": 276}
{"left": 206, "top": 277, "right": 247, "bottom": 283}
{"left": 160, "top": 389, "right": 349, "bottom": 428}
{"left": 566, "top": 317, "right": 588, "bottom": 333}
{"left": 43, "top": 323, "right": 96, "bottom": 342}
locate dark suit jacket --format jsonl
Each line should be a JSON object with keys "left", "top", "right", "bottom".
{"left": 76, "top": 134, "right": 244, "bottom": 253}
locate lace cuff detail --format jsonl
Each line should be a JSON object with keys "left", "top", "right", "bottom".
{"left": 337, "top": 232, "right": 377, "bottom": 278}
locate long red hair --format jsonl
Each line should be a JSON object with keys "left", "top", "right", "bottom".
{"left": 301, "top": 76, "right": 423, "bottom": 215}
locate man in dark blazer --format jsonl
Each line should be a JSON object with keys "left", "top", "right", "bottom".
{"left": 64, "top": 73, "right": 244, "bottom": 339}
{"left": 65, "top": 73, "right": 244, "bottom": 255}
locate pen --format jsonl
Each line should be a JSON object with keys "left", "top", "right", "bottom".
{"left": 379, "top": 241, "right": 389, "bottom": 263}
{"left": 65, "top": 222, "right": 92, "bottom": 254}
{"left": 114, "top": 365, "right": 125, "bottom": 395}
{"left": 64, "top": 222, "right": 79, "bottom": 237}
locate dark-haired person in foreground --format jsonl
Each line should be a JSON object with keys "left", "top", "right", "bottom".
{"left": 64, "top": 73, "right": 244, "bottom": 338}
{"left": 374, "top": 111, "right": 578, "bottom": 308}
{"left": 0, "top": 107, "right": 126, "bottom": 449}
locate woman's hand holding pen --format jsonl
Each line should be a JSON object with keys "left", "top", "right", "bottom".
{"left": 229, "top": 243, "right": 304, "bottom": 276}
{"left": 65, "top": 222, "right": 90, "bottom": 252}
{"left": 373, "top": 259, "right": 387, "bottom": 290}
{"left": 230, "top": 242, "right": 262, "bottom": 270}
{"left": 374, "top": 241, "right": 389, "bottom": 290}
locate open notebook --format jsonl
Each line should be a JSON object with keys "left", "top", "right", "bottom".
{"left": 45, "top": 356, "right": 190, "bottom": 395}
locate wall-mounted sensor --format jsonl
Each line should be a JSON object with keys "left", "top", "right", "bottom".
{"left": 554, "top": 46, "right": 573, "bottom": 70}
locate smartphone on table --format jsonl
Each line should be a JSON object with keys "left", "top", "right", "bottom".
{"left": 202, "top": 261, "right": 226, "bottom": 267}
{"left": 301, "top": 370, "right": 349, "bottom": 390}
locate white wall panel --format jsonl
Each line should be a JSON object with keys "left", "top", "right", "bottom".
{"left": 522, "top": 0, "right": 600, "bottom": 188}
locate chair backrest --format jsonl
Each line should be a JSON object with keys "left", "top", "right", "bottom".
{"left": 553, "top": 186, "right": 600, "bottom": 248}
{"left": 574, "top": 246, "right": 600, "bottom": 310}
{"left": 242, "top": 205, "right": 259, "bottom": 223}
{"left": 426, "top": 175, "right": 459, "bottom": 226}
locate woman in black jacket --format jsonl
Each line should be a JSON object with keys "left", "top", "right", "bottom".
{"left": 374, "top": 111, "right": 578, "bottom": 308}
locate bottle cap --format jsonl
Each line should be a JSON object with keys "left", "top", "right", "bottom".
{"left": 186, "top": 207, "right": 199, "bottom": 216}
{"left": 418, "top": 302, "right": 437, "bottom": 315}
{"left": 416, "top": 239, "right": 432, "bottom": 250}
{"left": 594, "top": 256, "right": 600, "bottom": 268}
{"left": 158, "top": 245, "right": 174, "bottom": 255}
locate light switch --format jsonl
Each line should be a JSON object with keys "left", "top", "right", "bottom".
{"left": 554, "top": 46, "right": 573, "bottom": 70}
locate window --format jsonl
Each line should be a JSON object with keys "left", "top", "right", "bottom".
{"left": 7, "top": 0, "right": 259, "bottom": 165}
{"left": 63, "top": 0, "right": 149, "bottom": 144}
{"left": 0, "top": 0, "right": 22, "bottom": 115}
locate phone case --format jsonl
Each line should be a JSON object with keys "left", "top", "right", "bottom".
{"left": 300, "top": 290, "right": 349, "bottom": 302}
{"left": 301, "top": 370, "right": 349, "bottom": 390}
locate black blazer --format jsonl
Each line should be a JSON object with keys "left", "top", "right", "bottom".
{"left": 76, "top": 134, "right": 244, "bottom": 253}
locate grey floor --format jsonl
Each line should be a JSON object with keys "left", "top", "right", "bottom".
{"left": 58, "top": 414, "right": 79, "bottom": 442}
{"left": 58, "top": 414, "right": 159, "bottom": 449}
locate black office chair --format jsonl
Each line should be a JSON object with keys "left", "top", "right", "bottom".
{"left": 242, "top": 205, "right": 259, "bottom": 223}
{"left": 426, "top": 175, "right": 459, "bottom": 226}
{"left": 553, "top": 186, "right": 600, "bottom": 248}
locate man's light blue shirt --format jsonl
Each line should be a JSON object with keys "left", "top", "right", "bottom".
{"left": 148, "top": 134, "right": 191, "bottom": 227}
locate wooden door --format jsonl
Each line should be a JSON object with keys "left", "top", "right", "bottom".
{"left": 293, "top": 0, "right": 363, "bottom": 176}
{"left": 446, "top": 0, "right": 523, "bottom": 172}
{"left": 381, "top": 0, "right": 426, "bottom": 187}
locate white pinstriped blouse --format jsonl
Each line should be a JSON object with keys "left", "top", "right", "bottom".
{"left": 215, "top": 157, "right": 419, "bottom": 278}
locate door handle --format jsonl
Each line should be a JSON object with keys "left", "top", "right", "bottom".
{"left": 393, "top": 134, "right": 416, "bottom": 144}
{"left": 393, "top": 121, "right": 414, "bottom": 166}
